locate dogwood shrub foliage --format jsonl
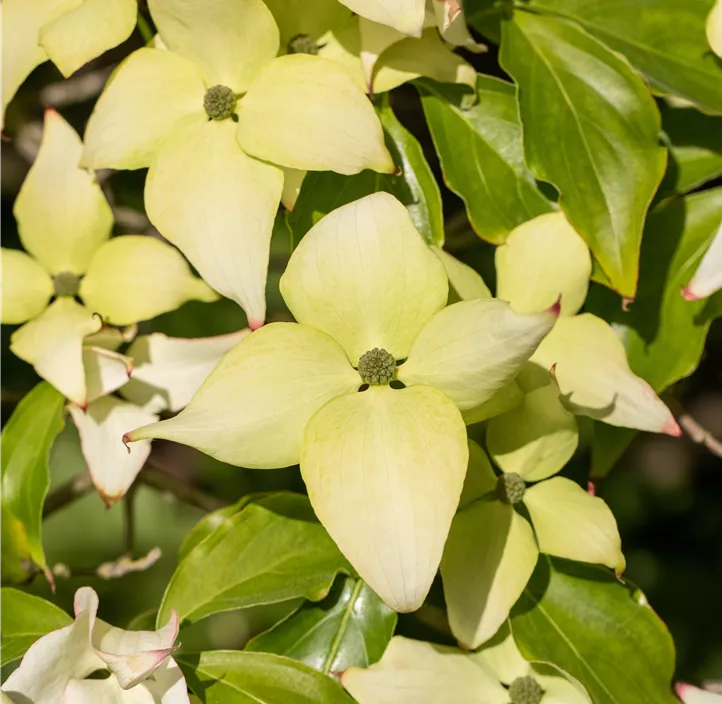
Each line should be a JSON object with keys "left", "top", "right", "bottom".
{"left": 2, "top": 0, "right": 722, "bottom": 702}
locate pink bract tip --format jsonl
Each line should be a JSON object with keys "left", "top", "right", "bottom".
{"left": 43, "top": 107, "right": 58, "bottom": 117}
{"left": 681, "top": 285, "right": 702, "bottom": 301}
{"left": 675, "top": 683, "right": 694, "bottom": 699}
{"left": 663, "top": 416, "right": 683, "bottom": 438}
{"left": 622, "top": 296, "right": 634, "bottom": 312}
{"left": 545, "top": 295, "right": 562, "bottom": 317}
{"left": 587, "top": 480, "right": 597, "bottom": 496}
{"left": 121, "top": 433, "right": 132, "bottom": 453}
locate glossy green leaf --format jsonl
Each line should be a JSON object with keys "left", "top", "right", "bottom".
{"left": 1, "top": 588, "right": 72, "bottom": 666}
{"left": 659, "top": 104, "right": 722, "bottom": 196}
{"left": 500, "top": 10, "right": 666, "bottom": 297}
{"left": 158, "top": 493, "right": 352, "bottom": 627}
{"left": 511, "top": 557, "right": 678, "bottom": 704}
{"left": 419, "top": 77, "right": 553, "bottom": 244}
{"left": 527, "top": 0, "right": 722, "bottom": 115}
{"left": 246, "top": 576, "right": 396, "bottom": 675}
{"left": 287, "top": 98, "right": 443, "bottom": 246}
{"left": 377, "top": 94, "right": 444, "bottom": 246}
{"left": 178, "top": 495, "right": 260, "bottom": 562}
{"left": 178, "top": 650, "right": 354, "bottom": 703}
{"left": 588, "top": 187, "right": 722, "bottom": 476}
{"left": 1, "top": 382, "right": 65, "bottom": 577}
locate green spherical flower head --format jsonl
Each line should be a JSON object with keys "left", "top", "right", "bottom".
{"left": 358, "top": 348, "right": 396, "bottom": 385}
{"left": 496, "top": 472, "right": 526, "bottom": 505}
{"left": 53, "top": 271, "right": 80, "bottom": 297}
{"left": 508, "top": 676, "right": 544, "bottom": 704}
{"left": 204, "top": 85, "right": 237, "bottom": 120}
{"left": 287, "top": 34, "right": 319, "bottom": 55}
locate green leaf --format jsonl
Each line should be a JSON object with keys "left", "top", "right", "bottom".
{"left": 527, "top": 0, "right": 722, "bottom": 115}
{"left": 1, "top": 505, "right": 33, "bottom": 584}
{"left": 287, "top": 99, "right": 443, "bottom": 246}
{"left": 246, "top": 577, "right": 396, "bottom": 675}
{"left": 178, "top": 650, "right": 354, "bottom": 703}
{"left": 418, "top": 77, "right": 553, "bottom": 244}
{"left": 178, "top": 495, "right": 260, "bottom": 562}
{"left": 587, "top": 187, "right": 722, "bottom": 476}
{"left": 158, "top": 493, "right": 352, "bottom": 628}
{"left": 1, "top": 382, "right": 65, "bottom": 577}
{"left": 500, "top": 10, "right": 666, "bottom": 297}
{"left": 659, "top": 103, "right": 722, "bottom": 196}
{"left": 376, "top": 94, "right": 445, "bottom": 246}
{"left": 511, "top": 557, "right": 678, "bottom": 704}
{"left": 1, "top": 588, "right": 72, "bottom": 666}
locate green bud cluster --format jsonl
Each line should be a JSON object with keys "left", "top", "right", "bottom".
{"left": 358, "top": 348, "right": 396, "bottom": 385}
{"left": 53, "top": 271, "right": 80, "bottom": 297}
{"left": 287, "top": 34, "right": 319, "bottom": 55}
{"left": 496, "top": 472, "right": 526, "bottom": 505}
{"left": 508, "top": 676, "right": 544, "bottom": 704}
{"left": 203, "top": 85, "right": 237, "bottom": 120}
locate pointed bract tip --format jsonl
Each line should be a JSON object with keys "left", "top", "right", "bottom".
{"left": 393, "top": 165, "right": 403, "bottom": 178}
{"left": 122, "top": 433, "right": 133, "bottom": 453}
{"left": 545, "top": 295, "right": 562, "bottom": 317}
{"left": 621, "top": 296, "right": 634, "bottom": 312}
{"left": 549, "top": 362, "right": 558, "bottom": 378}
{"left": 663, "top": 416, "right": 683, "bottom": 438}
{"left": 586, "top": 480, "right": 596, "bottom": 496}
{"left": 101, "top": 491, "right": 122, "bottom": 509}
{"left": 74, "top": 397, "right": 89, "bottom": 412}
{"left": 248, "top": 318, "right": 265, "bottom": 331}
{"left": 675, "top": 683, "right": 693, "bottom": 698}
{"left": 43, "top": 107, "right": 58, "bottom": 118}
{"left": 681, "top": 285, "right": 702, "bottom": 301}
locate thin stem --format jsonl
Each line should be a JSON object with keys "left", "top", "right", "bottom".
{"left": 136, "top": 11, "right": 154, "bottom": 44}
{"left": 669, "top": 399, "right": 722, "bottom": 458}
{"left": 43, "top": 474, "right": 94, "bottom": 518}
{"left": 123, "top": 485, "right": 138, "bottom": 557}
{"left": 139, "top": 466, "right": 227, "bottom": 513}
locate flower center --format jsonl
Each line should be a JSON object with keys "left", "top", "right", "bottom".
{"left": 496, "top": 472, "right": 526, "bottom": 505}
{"left": 358, "top": 348, "right": 396, "bottom": 385}
{"left": 203, "top": 85, "right": 237, "bottom": 120}
{"left": 508, "top": 676, "right": 544, "bottom": 704}
{"left": 287, "top": 34, "right": 319, "bottom": 55}
{"left": 53, "top": 271, "right": 80, "bottom": 297}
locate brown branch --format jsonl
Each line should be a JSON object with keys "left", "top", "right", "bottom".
{"left": 43, "top": 474, "right": 95, "bottom": 518}
{"left": 139, "top": 466, "right": 227, "bottom": 513}
{"left": 667, "top": 398, "right": 722, "bottom": 459}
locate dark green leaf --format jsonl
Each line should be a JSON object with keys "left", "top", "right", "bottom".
{"left": 465, "top": 0, "right": 505, "bottom": 44}
{"left": 419, "top": 76, "right": 553, "bottom": 244}
{"left": 158, "top": 493, "right": 352, "bottom": 627}
{"left": 659, "top": 104, "right": 722, "bottom": 196}
{"left": 246, "top": 577, "right": 396, "bottom": 675}
{"left": 527, "top": 0, "right": 722, "bottom": 115}
{"left": 178, "top": 650, "right": 354, "bottom": 703}
{"left": 587, "top": 187, "right": 722, "bottom": 476}
{"left": 288, "top": 99, "right": 443, "bottom": 245}
{"left": 377, "top": 94, "right": 445, "bottom": 246}
{"left": 1, "top": 382, "right": 65, "bottom": 577}
{"left": 1, "top": 588, "right": 72, "bottom": 666}
{"left": 500, "top": 10, "right": 666, "bottom": 297}
{"left": 511, "top": 557, "right": 678, "bottom": 704}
